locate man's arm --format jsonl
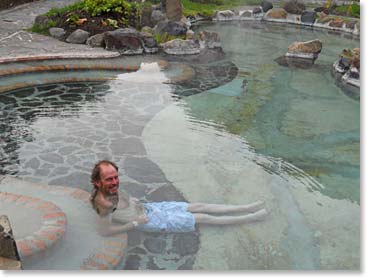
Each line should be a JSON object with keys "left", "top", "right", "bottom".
{"left": 97, "top": 215, "right": 148, "bottom": 236}
{"left": 98, "top": 222, "right": 137, "bottom": 236}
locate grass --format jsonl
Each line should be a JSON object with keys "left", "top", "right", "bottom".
{"left": 45, "top": 1, "right": 85, "bottom": 17}
{"left": 181, "top": 0, "right": 261, "bottom": 17}
{"left": 334, "top": 4, "right": 360, "bottom": 18}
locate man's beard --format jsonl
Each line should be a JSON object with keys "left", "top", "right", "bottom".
{"left": 108, "top": 194, "right": 119, "bottom": 209}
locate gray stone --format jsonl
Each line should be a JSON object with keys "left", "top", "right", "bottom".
{"left": 124, "top": 255, "right": 141, "bottom": 270}
{"left": 48, "top": 27, "right": 66, "bottom": 40}
{"left": 124, "top": 157, "right": 167, "bottom": 183}
{"left": 161, "top": 39, "right": 200, "bottom": 55}
{"left": 86, "top": 33, "right": 105, "bottom": 48}
{"left": 34, "top": 14, "right": 50, "bottom": 26}
{"left": 146, "top": 184, "right": 185, "bottom": 202}
{"left": 283, "top": 0, "right": 306, "bottom": 15}
{"left": 127, "top": 230, "right": 144, "bottom": 246}
{"left": 110, "top": 137, "right": 146, "bottom": 156}
{"left": 172, "top": 232, "right": 200, "bottom": 256}
{"left": 104, "top": 28, "right": 144, "bottom": 54}
{"left": 66, "top": 29, "right": 90, "bottom": 44}
{"left": 199, "top": 31, "right": 221, "bottom": 49}
{"left": 147, "top": 257, "right": 164, "bottom": 270}
{"left": 261, "top": 1, "right": 273, "bottom": 13}
{"left": 140, "top": 5, "right": 154, "bottom": 27}
{"left": 151, "top": 9, "right": 166, "bottom": 25}
{"left": 49, "top": 171, "right": 90, "bottom": 190}
{"left": 177, "top": 256, "right": 195, "bottom": 269}
{"left": 24, "top": 157, "right": 40, "bottom": 170}
{"left": 39, "top": 153, "right": 64, "bottom": 164}
{"left": 155, "top": 20, "right": 187, "bottom": 36}
{"left": 123, "top": 182, "right": 148, "bottom": 199}
{"left": 166, "top": 0, "right": 183, "bottom": 21}
{"left": 144, "top": 237, "right": 167, "bottom": 253}
{"left": 215, "top": 10, "right": 235, "bottom": 21}
{"left": 301, "top": 11, "right": 317, "bottom": 24}
{"left": 253, "top": 7, "right": 262, "bottom": 14}
{"left": 129, "top": 246, "right": 147, "bottom": 255}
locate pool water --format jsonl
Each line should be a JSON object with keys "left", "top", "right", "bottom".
{"left": 187, "top": 22, "right": 360, "bottom": 203}
{"left": 0, "top": 22, "right": 360, "bottom": 270}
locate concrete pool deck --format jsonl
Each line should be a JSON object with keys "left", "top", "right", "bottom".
{"left": 0, "top": 0, "right": 120, "bottom": 61}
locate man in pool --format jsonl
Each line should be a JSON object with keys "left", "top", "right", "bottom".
{"left": 90, "top": 160, "right": 268, "bottom": 236}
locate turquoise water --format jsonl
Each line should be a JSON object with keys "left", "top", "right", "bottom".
{"left": 186, "top": 22, "right": 360, "bottom": 203}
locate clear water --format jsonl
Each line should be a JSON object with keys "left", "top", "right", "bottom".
{"left": 188, "top": 22, "right": 360, "bottom": 203}
{"left": 0, "top": 22, "right": 360, "bottom": 270}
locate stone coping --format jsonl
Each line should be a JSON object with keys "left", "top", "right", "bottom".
{"left": 0, "top": 52, "right": 120, "bottom": 64}
{"left": 0, "top": 191, "right": 67, "bottom": 258}
{"left": 0, "top": 64, "right": 140, "bottom": 77}
{"left": 0, "top": 77, "right": 114, "bottom": 94}
{"left": 0, "top": 176, "right": 127, "bottom": 269}
{"left": 214, "top": 10, "right": 360, "bottom": 37}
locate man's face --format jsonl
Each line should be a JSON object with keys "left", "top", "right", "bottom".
{"left": 96, "top": 164, "right": 119, "bottom": 195}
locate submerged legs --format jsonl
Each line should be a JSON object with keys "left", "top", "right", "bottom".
{"left": 193, "top": 208, "right": 268, "bottom": 225}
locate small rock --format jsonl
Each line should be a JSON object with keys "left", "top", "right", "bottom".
{"left": 66, "top": 29, "right": 90, "bottom": 44}
{"left": 49, "top": 27, "right": 66, "bottom": 40}
{"left": 86, "top": 33, "right": 105, "bottom": 48}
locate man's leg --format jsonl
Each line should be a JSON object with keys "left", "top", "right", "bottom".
{"left": 193, "top": 208, "right": 267, "bottom": 225}
{"left": 187, "top": 200, "right": 264, "bottom": 214}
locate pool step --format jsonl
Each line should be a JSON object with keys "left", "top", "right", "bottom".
{"left": 0, "top": 57, "right": 142, "bottom": 94}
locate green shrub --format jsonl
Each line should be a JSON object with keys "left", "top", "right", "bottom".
{"left": 30, "top": 20, "right": 57, "bottom": 35}
{"left": 334, "top": 4, "right": 360, "bottom": 18}
{"left": 45, "top": 2, "right": 85, "bottom": 17}
{"left": 83, "top": 0, "right": 132, "bottom": 16}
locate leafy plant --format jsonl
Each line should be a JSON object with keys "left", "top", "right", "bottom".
{"left": 83, "top": 0, "right": 131, "bottom": 16}
{"left": 65, "top": 13, "right": 80, "bottom": 24}
{"left": 334, "top": 3, "right": 360, "bottom": 18}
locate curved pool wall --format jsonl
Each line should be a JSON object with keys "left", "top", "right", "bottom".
{"left": 0, "top": 20, "right": 360, "bottom": 269}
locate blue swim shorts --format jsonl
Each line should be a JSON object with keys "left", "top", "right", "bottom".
{"left": 137, "top": 202, "right": 196, "bottom": 233}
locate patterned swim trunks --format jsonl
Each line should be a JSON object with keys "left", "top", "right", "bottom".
{"left": 137, "top": 202, "right": 196, "bottom": 233}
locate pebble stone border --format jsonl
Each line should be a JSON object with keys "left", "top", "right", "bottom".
{"left": 0, "top": 191, "right": 67, "bottom": 258}
{"left": 0, "top": 76, "right": 115, "bottom": 94}
{"left": 0, "top": 184, "right": 127, "bottom": 270}
{"left": 0, "top": 64, "right": 140, "bottom": 77}
{"left": 0, "top": 53, "right": 120, "bottom": 64}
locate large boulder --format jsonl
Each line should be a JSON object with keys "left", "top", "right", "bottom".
{"left": 261, "top": 1, "right": 273, "bottom": 13}
{"left": 161, "top": 39, "right": 200, "bottom": 55}
{"left": 215, "top": 10, "right": 235, "bottom": 21}
{"left": 140, "top": 5, "right": 154, "bottom": 27}
{"left": 155, "top": 20, "right": 187, "bottom": 36}
{"left": 104, "top": 28, "right": 144, "bottom": 54}
{"left": 151, "top": 9, "right": 166, "bottom": 26}
{"left": 329, "top": 18, "right": 344, "bottom": 28}
{"left": 199, "top": 31, "right": 221, "bottom": 49}
{"left": 66, "top": 29, "right": 90, "bottom": 44}
{"left": 166, "top": 0, "right": 183, "bottom": 21}
{"left": 265, "top": 8, "right": 288, "bottom": 19}
{"left": 301, "top": 11, "right": 317, "bottom": 24}
{"left": 283, "top": 0, "right": 306, "bottom": 15}
{"left": 86, "top": 33, "right": 105, "bottom": 48}
{"left": 286, "top": 39, "right": 322, "bottom": 60}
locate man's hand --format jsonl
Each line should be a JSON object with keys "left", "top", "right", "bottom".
{"left": 136, "top": 215, "right": 148, "bottom": 224}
